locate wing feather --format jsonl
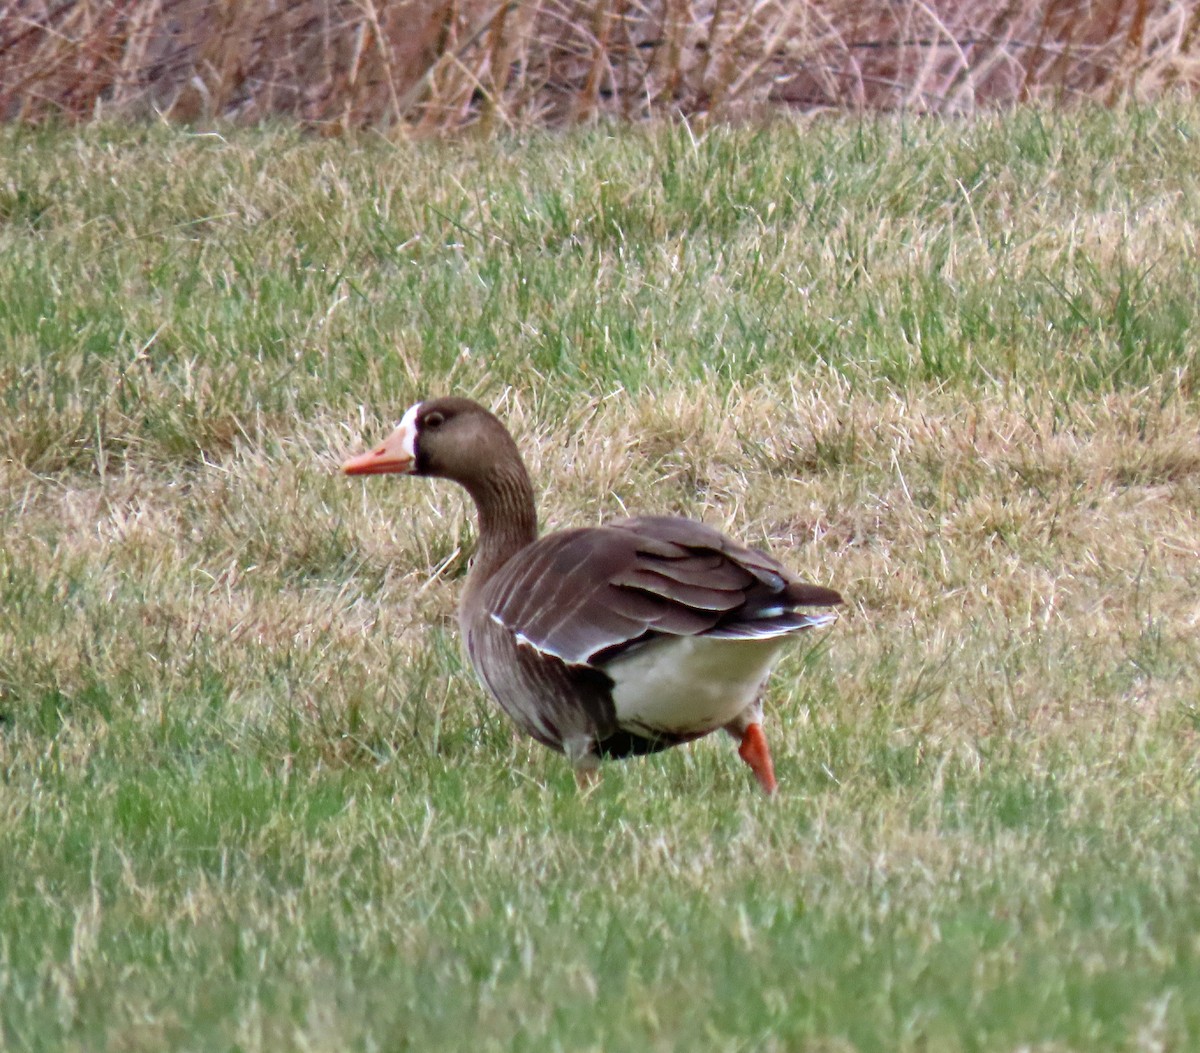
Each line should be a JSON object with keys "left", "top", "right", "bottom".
{"left": 481, "top": 517, "right": 841, "bottom": 666}
{"left": 610, "top": 567, "right": 744, "bottom": 611}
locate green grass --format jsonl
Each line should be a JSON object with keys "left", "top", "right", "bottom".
{"left": 2, "top": 105, "right": 1199, "bottom": 1051}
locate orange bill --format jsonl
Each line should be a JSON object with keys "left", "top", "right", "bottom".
{"left": 342, "top": 418, "right": 417, "bottom": 476}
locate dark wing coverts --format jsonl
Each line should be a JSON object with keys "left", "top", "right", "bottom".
{"left": 481, "top": 515, "right": 842, "bottom": 667}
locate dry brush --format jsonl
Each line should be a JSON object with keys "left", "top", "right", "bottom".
{"left": 2, "top": 0, "right": 1199, "bottom": 132}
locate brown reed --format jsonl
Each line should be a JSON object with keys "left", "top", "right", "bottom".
{"left": 2, "top": 0, "right": 1197, "bottom": 132}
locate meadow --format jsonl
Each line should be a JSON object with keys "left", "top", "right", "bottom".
{"left": 1, "top": 105, "right": 1199, "bottom": 1051}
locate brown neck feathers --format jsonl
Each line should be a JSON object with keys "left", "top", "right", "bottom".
{"left": 461, "top": 457, "right": 538, "bottom": 603}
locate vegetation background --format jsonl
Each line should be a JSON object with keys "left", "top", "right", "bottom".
{"left": 4, "top": 0, "right": 1200, "bottom": 130}
{"left": 2, "top": 2, "right": 1200, "bottom": 1051}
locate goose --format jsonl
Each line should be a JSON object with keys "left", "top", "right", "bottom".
{"left": 342, "top": 397, "right": 842, "bottom": 794}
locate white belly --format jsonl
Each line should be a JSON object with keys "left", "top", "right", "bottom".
{"left": 603, "top": 635, "right": 787, "bottom": 737}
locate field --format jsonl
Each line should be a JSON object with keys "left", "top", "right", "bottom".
{"left": 1, "top": 105, "right": 1199, "bottom": 1051}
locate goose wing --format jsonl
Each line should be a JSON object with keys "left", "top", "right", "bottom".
{"left": 480, "top": 515, "right": 842, "bottom": 667}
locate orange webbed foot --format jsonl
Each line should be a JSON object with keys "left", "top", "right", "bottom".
{"left": 738, "top": 722, "right": 777, "bottom": 796}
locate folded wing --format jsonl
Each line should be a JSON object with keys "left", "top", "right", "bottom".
{"left": 481, "top": 515, "right": 842, "bottom": 666}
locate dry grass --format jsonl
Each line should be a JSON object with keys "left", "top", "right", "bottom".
{"left": 8, "top": 375, "right": 1195, "bottom": 760}
{"left": 1, "top": 109, "right": 1199, "bottom": 1049}
{"left": 3, "top": 0, "right": 1200, "bottom": 132}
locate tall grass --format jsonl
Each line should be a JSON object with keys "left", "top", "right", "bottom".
{"left": 3, "top": 0, "right": 1200, "bottom": 131}
{"left": 1, "top": 105, "right": 1199, "bottom": 1050}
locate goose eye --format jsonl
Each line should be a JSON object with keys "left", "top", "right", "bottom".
{"left": 424, "top": 411, "right": 446, "bottom": 429}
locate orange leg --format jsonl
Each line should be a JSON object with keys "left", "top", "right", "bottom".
{"left": 738, "top": 722, "right": 777, "bottom": 796}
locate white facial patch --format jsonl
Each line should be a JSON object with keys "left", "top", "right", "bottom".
{"left": 395, "top": 402, "right": 421, "bottom": 459}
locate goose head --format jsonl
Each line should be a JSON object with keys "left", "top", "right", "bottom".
{"left": 342, "top": 397, "right": 538, "bottom": 581}
{"left": 342, "top": 397, "right": 520, "bottom": 489}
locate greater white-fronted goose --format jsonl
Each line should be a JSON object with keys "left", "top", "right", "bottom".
{"left": 343, "top": 397, "right": 842, "bottom": 794}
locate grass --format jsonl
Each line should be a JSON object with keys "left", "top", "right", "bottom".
{"left": 6, "top": 1, "right": 1198, "bottom": 130}
{"left": 1, "top": 104, "right": 1199, "bottom": 1051}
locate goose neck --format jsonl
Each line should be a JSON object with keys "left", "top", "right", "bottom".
{"left": 463, "top": 460, "right": 538, "bottom": 592}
